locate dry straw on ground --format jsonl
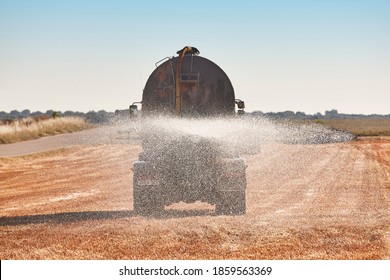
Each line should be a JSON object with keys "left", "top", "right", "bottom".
{"left": 321, "top": 118, "right": 390, "bottom": 136}
{"left": 0, "top": 116, "right": 90, "bottom": 144}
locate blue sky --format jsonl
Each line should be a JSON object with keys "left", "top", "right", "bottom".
{"left": 0, "top": 0, "right": 389, "bottom": 114}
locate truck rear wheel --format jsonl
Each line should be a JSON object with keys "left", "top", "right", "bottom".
{"left": 216, "top": 190, "right": 246, "bottom": 215}
{"left": 132, "top": 160, "right": 164, "bottom": 215}
{"left": 133, "top": 189, "right": 164, "bottom": 215}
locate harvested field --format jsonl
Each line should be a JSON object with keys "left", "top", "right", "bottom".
{"left": 320, "top": 118, "right": 390, "bottom": 136}
{"left": 0, "top": 116, "right": 90, "bottom": 144}
{"left": 0, "top": 126, "right": 389, "bottom": 259}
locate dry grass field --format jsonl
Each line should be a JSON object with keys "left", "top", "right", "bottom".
{"left": 0, "top": 116, "right": 90, "bottom": 144}
{"left": 0, "top": 130, "right": 389, "bottom": 259}
{"left": 320, "top": 118, "right": 390, "bottom": 136}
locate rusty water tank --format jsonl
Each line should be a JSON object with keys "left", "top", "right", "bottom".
{"left": 141, "top": 55, "right": 235, "bottom": 117}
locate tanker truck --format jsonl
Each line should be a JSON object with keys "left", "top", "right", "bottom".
{"left": 130, "top": 46, "right": 247, "bottom": 215}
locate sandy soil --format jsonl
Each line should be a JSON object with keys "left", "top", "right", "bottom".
{"left": 0, "top": 128, "right": 389, "bottom": 259}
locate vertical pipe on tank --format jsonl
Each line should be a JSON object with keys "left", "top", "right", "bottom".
{"left": 175, "top": 46, "right": 200, "bottom": 115}
{"left": 175, "top": 49, "right": 187, "bottom": 115}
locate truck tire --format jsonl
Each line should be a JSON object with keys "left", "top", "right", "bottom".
{"left": 216, "top": 190, "right": 246, "bottom": 215}
{"left": 132, "top": 160, "right": 164, "bottom": 215}
{"left": 133, "top": 189, "right": 164, "bottom": 215}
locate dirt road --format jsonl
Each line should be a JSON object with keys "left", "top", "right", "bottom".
{"left": 0, "top": 124, "right": 135, "bottom": 157}
{"left": 0, "top": 129, "right": 389, "bottom": 259}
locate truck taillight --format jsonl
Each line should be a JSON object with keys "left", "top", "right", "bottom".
{"left": 220, "top": 171, "right": 245, "bottom": 178}
{"left": 137, "top": 176, "right": 160, "bottom": 186}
